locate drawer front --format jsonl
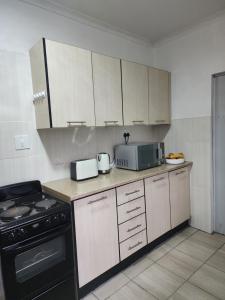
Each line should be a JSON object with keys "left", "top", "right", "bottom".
{"left": 117, "top": 180, "right": 144, "bottom": 205}
{"left": 169, "top": 167, "right": 188, "bottom": 178}
{"left": 117, "top": 197, "right": 145, "bottom": 224}
{"left": 120, "top": 230, "right": 147, "bottom": 261}
{"left": 119, "top": 213, "right": 146, "bottom": 243}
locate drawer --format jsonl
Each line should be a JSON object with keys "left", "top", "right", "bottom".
{"left": 117, "top": 196, "right": 145, "bottom": 224}
{"left": 120, "top": 230, "right": 147, "bottom": 261}
{"left": 117, "top": 180, "right": 144, "bottom": 205}
{"left": 119, "top": 213, "right": 146, "bottom": 243}
{"left": 169, "top": 167, "right": 188, "bottom": 178}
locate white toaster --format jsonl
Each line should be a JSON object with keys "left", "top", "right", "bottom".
{"left": 70, "top": 158, "right": 98, "bottom": 181}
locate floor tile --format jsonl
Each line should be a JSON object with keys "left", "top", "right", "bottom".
{"left": 179, "top": 226, "right": 198, "bottom": 237}
{"left": 189, "top": 264, "right": 225, "bottom": 300}
{"left": 207, "top": 247, "right": 225, "bottom": 273}
{"left": 123, "top": 256, "right": 154, "bottom": 279}
{"left": 93, "top": 273, "right": 129, "bottom": 300}
{"left": 109, "top": 281, "right": 156, "bottom": 300}
{"left": 133, "top": 264, "right": 184, "bottom": 300}
{"left": 165, "top": 233, "right": 188, "bottom": 248}
{"left": 147, "top": 243, "right": 172, "bottom": 261}
{"left": 176, "top": 238, "right": 215, "bottom": 262}
{"left": 190, "top": 231, "right": 225, "bottom": 250}
{"left": 170, "top": 282, "right": 218, "bottom": 300}
{"left": 81, "top": 294, "right": 98, "bottom": 300}
{"left": 157, "top": 249, "right": 202, "bottom": 279}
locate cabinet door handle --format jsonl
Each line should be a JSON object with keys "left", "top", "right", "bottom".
{"left": 132, "top": 120, "right": 144, "bottom": 124}
{"left": 175, "top": 170, "right": 186, "bottom": 176}
{"left": 126, "top": 206, "right": 141, "bottom": 214}
{"left": 88, "top": 196, "right": 107, "bottom": 205}
{"left": 153, "top": 177, "right": 165, "bottom": 183}
{"left": 67, "top": 121, "right": 87, "bottom": 127}
{"left": 127, "top": 224, "right": 142, "bottom": 233}
{"left": 128, "top": 241, "right": 142, "bottom": 251}
{"left": 104, "top": 121, "right": 119, "bottom": 125}
{"left": 155, "top": 120, "right": 166, "bottom": 123}
{"left": 125, "top": 190, "right": 140, "bottom": 196}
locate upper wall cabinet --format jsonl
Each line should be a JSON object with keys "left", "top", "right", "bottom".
{"left": 30, "top": 39, "right": 95, "bottom": 129}
{"left": 149, "top": 67, "right": 171, "bottom": 125}
{"left": 121, "top": 60, "right": 149, "bottom": 126}
{"left": 92, "top": 53, "right": 123, "bottom": 126}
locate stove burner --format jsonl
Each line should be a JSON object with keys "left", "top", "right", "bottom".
{"left": 0, "top": 200, "right": 15, "bottom": 211}
{"left": 35, "top": 199, "right": 57, "bottom": 210}
{"left": 0, "top": 206, "right": 31, "bottom": 221}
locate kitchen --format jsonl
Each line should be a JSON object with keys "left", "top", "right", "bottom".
{"left": 1, "top": 0, "right": 225, "bottom": 299}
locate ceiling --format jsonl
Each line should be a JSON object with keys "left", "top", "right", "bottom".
{"left": 22, "top": 0, "right": 225, "bottom": 43}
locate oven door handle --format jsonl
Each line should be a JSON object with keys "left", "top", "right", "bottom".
{"left": 2, "top": 224, "right": 72, "bottom": 255}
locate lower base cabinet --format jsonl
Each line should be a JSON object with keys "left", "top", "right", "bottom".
{"left": 169, "top": 167, "right": 191, "bottom": 228}
{"left": 74, "top": 189, "right": 119, "bottom": 287}
{"left": 120, "top": 230, "right": 147, "bottom": 260}
{"left": 145, "top": 173, "right": 171, "bottom": 243}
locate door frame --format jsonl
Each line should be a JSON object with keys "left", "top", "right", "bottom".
{"left": 211, "top": 71, "right": 225, "bottom": 232}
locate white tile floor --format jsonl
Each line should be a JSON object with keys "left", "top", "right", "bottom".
{"left": 82, "top": 227, "right": 225, "bottom": 300}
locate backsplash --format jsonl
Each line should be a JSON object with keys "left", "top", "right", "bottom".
{"left": 0, "top": 50, "right": 169, "bottom": 186}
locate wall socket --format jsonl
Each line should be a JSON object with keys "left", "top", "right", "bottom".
{"left": 14, "top": 135, "right": 30, "bottom": 150}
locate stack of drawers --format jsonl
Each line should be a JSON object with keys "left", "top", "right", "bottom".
{"left": 116, "top": 180, "right": 147, "bottom": 260}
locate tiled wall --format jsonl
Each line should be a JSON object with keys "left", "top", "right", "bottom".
{"left": 164, "top": 117, "right": 212, "bottom": 233}
{"left": 0, "top": 50, "right": 168, "bottom": 186}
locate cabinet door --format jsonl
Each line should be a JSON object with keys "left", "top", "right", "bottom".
{"left": 122, "top": 60, "right": 148, "bottom": 126}
{"left": 145, "top": 173, "right": 171, "bottom": 243}
{"left": 169, "top": 167, "right": 190, "bottom": 228}
{"left": 46, "top": 39, "right": 95, "bottom": 127}
{"left": 74, "top": 189, "right": 119, "bottom": 287}
{"left": 149, "top": 68, "right": 170, "bottom": 125}
{"left": 92, "top": 53, "right": 123, "bottom": 126}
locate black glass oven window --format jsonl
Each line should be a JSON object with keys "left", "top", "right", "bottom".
{"left": 15, "top": 236, "right": 66, "bottom": 283}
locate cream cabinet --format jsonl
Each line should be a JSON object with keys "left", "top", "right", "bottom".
{"left": 149, "top": 67, "right": 171, "bottom": 125}
{"left": 30, "top": 39, "right": 95, "bottom": 129}
{"left": 121, "top": 60, "right": 149, "bottom": 126}
{"left": 92, "top": 53, "right": 123, "bottom": 126}
{"left": 145, "top": 173, "right": 171, "bottom": 243}
{"left": 74, "top": 189, "right": 119, "bottom": 287}
{"left": 169, "top": 167, "right": 191, "bottom": 228}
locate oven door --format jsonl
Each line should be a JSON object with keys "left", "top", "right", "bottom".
{"left": 1, "top": 225, "right": 75, "bottom": 300}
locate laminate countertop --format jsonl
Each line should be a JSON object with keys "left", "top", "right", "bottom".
{"left": 42, "top": 162, "right": 192, "bottom": 202}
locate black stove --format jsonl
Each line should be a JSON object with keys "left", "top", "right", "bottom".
{"left": 0, "top": 181, "right": 77, "bottom": 300}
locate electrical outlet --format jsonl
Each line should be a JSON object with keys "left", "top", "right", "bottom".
{"left": 14, "top": 135, "right": 30, "bottom": 150}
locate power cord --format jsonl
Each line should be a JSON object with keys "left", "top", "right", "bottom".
{"left": 123, "top": 132, "right": 130, "bottom": 144}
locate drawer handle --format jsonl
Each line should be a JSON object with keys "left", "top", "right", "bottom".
{"left": 127, "top": 224, "right": 142, "bottom": 233}
{"left": 126, "top": 206, "right": 141, "bottom": 214}
{"left": 128, "top": 241, "right": 143, "bottom": 251}
{"left": 175, "top": 170, "right": 186, "bottom": 176}
{"left": 88, "top": 196, "right": 107, "bottom": 205}
{"left": 125, "top": 189, "right": 140, "bottom": 196}
{"left": 153, "top": 177, "right": 165, "bottom": 183}
{"left": 104, "top": 121, "right": 119, "bottom": 124}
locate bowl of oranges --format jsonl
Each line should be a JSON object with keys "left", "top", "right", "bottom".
{"left": 166, "top": 152, "right": 185, "bottom": 165}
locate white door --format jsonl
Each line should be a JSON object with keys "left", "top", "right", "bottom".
{"left": 121, "top": 60, "right": 148, "bottom": 126}
{"left": 213, "top": 73, "right": 225, "bottom": 234}
{"left": 145, "top": 173, "right": 171, "bottom": 243}
{"left": 74, "top": 189, "right": 119, "bottom": 287}
{"left": 169, "top": 167, "right": 190, "bottom": 228}
{"left": 149, "top": 68, "right": 170, "bottom": 125}
{"left": 92, "top": 53, "right": 123, "bottom": 126}
{"left": 46, "top": 39, "right": 95, "bottom": 127}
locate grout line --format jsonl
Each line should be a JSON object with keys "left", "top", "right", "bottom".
{"left": 130, "top": 277, "right": 160, "bottom": 300}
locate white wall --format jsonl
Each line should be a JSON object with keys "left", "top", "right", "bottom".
{"left": 0, "top": 0, "right": 162, "bottom": 187}
{"left": 154, "top": 14, "right": 225, "bottom": 233}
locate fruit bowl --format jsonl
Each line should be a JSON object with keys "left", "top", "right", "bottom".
{"left": 166, "top": 158, "right": 185, "bottom": 165}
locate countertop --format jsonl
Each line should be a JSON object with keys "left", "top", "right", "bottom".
{"left": 42, "top": 162, "right": 192, "bottom": 202}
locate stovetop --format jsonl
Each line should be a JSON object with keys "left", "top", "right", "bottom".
{"left": 0, "top": 181, "right": 68, "bottom": 231}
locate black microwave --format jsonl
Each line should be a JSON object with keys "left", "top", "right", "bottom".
{"left": 114, "top": 142, "right": 165, "bottom": 171}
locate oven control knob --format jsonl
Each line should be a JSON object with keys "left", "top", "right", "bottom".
{"left": 53, "top": 214, "right": 59, "bottom": 223}
{"left": 8, "top": 231, "right": 16, "bottom": 242}
{"left": 45, "top": 218, "right": 51, "bottom": 227}
{"left": 17, "top": 228, "right": 26, "bottom": 238}
{"left": 60, "top": 213, "right": 66, "bottom": 222}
